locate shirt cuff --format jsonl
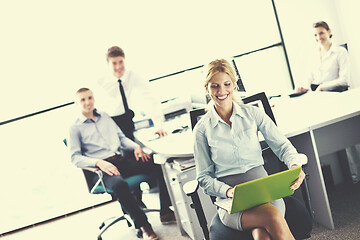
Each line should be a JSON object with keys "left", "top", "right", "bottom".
{"left": 288, "top": 153, "right": 308, "bottom": 168}
{"left": 219, "top": 183, "right": 233, "bottom": 198}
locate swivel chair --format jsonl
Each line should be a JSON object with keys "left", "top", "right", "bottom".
{"left": 184, "top": 92, "right": 313, "bottom": 240}
{"left": 242, "top": 92, "right": 313, "bottom": 217}
{"left": 63, "top": 139, "right": 160, "bottom": 240}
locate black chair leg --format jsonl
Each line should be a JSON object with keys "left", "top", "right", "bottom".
{"left": 98, "top": 215, "right": 132, "bottom": 240}
{"left": 301, "top": 175, "right": 314, "bottom": 218}
{"left": 189, "top": 192, "right": 210, "bottom": 240}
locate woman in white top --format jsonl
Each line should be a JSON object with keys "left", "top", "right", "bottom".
{"left": 193, "top": 59, "right": 307, "bottom": 240}
{"left": 298, "top": 21, "right": 350, "bottom": 92}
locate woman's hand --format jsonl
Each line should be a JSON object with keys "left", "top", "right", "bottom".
{"left": 296, "top": 87, "right": 308, "bottom": 93}
{"left": 226, "top": 187, "right": 234, "bottom": 198}
{"left": 290, "top": 164, "right": 306, "bottom": 190}
{"left": 315, "top": 86, "right": 323, "bottom": 92}
{"left": 134, "top": 145, "right": 151, "bottom": 162}
{"left": 155, "top": 128, "right": 168, "bottom": 137}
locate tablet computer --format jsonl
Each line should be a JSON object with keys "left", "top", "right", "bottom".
{"left": 215, "top": 167, "right": 301, "bottom": 214}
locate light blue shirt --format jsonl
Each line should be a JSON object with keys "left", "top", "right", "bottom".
{"left": 193, "top": 102, "right": 307, "bottom": 198}
{"left": 68, "top": 110, "right": 138, "bottom": 168}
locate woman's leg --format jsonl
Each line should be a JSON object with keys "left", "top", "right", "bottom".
{"left": 251, "top": 228, "right": 271, "bottom": 240}
{"left": 242, "top": 203, "right": 294, "bottom": 240}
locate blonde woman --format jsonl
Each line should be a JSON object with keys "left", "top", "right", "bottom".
{"left": 193, "top": 59, "right": 307, "bottom": 240}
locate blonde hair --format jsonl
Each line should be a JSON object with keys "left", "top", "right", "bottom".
{"left": 204, "top": 58, "right": 239, "bottom": 101}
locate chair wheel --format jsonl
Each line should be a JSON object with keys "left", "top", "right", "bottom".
{"left": 99, "top": 222, "right": 105, "bottom": 230}
{"left": 136, "top": 228, "right": 143, "bottom": 238}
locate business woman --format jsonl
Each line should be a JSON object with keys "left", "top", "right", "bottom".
{"left": 193, "top": 59, "right": 307, "bottom": 240}
{"left": 298, "top": 21, "right": 350, "bottom": 92}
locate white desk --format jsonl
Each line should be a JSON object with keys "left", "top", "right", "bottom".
{"left": 135, "top": 114, "right": 214, "bottom": 239}
{"left": 272, "top": 89, "right": 360, "bottom": 229}
{"left": 136, "top": 128, "right": 214, "bottom": 239}
{"left": 136, "top": 127, "right": 193, "bottom": 158}
{"left": 136, "top": 88, "right": 360, "bottom": 232}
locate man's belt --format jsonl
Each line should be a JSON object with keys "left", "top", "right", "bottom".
{"left": 104, "top": 153, "right": 123, "bottom": 162}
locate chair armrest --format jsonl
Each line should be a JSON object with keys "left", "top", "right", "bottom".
{"left": 82, "top": 166, "right": 102, "bottom": 175}
{"left": 82, "top": 167, "right": 104, "bottom": 180}
{"left": 183, "top": 179, "right": 200, "bottom": 196}
{"left": 81, "top": 167, "right": 109, "bottom": 194}
{"left": 82, "top": 166, "right": 99, "bottom": 172}
{"left": 183, "top": 180, "right": 210, "bottom": 240}
{"left": 142, "top": 146, "right": 153, "bottom": 155}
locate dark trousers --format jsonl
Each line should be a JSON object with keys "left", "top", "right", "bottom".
{"left": 112, "top": 111, "right": 135, "bottom": 141}
{"left": 311, "top": 83, "right": 349, "bottom": 92}
{"left": 310, "top": 84, "right": 319, "bottom": 91}
{"left": 93, "top": 151, "right": 172, "bottom": 228}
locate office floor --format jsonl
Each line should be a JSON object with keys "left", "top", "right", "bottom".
{"left": 0, "top": 191, "right": 190, "bottom": 240}
{"left": 309, "top": 181, "right": 360, "bottom": 239}
{"left": 2, "top": 183, "right": 360, "bottom": 240}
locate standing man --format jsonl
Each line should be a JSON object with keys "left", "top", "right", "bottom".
{"left": 68, "top": 88, "right": 176, "bottom": 240}
{"left": 96, "top": 46, "right": 167, "bottom": 140}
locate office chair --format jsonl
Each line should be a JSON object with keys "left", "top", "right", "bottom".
{"left": 63, "top": 139, "right": 160, "bottom": 240}
{"left": 185, "top": 92, "right": 312, "bottom": 240}
{"left": 242, "top": 92, "right": 313, "bottom": 218}
{"left": 340, "top": 43, "right": 348, "bottom": 51}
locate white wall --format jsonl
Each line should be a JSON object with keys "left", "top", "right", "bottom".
{"left": 333, "top": 0, "right": 360, "bottom": 88}
{"left": 0, "top": 0, "right": 280, "bottom": 122}
{"left": 1, "top": 0, "right": 359, "bottom": 123}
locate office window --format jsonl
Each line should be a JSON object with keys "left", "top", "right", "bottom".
{"left": 149, "top": 66, "right": 206, "bottom": 113}
{"left": 0, "top": 0, "right": 285, "bottom": 123}
{"left": 233, "top": 46, "right": 293, "bottom": 96}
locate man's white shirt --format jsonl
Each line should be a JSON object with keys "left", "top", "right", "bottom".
{"left": 95, "top": 69, "right": 164, "bottom": 128}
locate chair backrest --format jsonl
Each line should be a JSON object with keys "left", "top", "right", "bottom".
{"left": 190, "top": 108, "right": 207, "bottom": 130}
{"left": 242, "top": 92, "right": 276, "bottom": 125}
{"left": 340, "top": 43, "right": 348, "bottom": 51}
{"left": 242, "top": 92, "right": 283, "bottom": 173}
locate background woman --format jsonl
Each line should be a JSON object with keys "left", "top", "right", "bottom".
{"left": 297, "top": 21, "right": 350, "bottom": 92}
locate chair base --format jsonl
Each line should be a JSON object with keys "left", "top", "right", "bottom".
{"left": 97, "top": 208, "right": 161, "bottom": 240}
{"left": 97, "top": 214, "right": 132, "bottom": 240}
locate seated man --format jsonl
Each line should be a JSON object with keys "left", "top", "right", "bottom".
{"left": 68, "top": 87, "right": 176, "bottom": 240}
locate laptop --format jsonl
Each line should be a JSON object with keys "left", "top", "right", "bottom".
{"left": 214, "top": 167, "right": 301, "bottom": 214}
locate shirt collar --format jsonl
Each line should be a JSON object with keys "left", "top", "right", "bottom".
{"left": 324, "top": 42, "right": 342, "bottom": 58}
{"left": 208, "top": 101, "right": 245, "bottom": 128}
{"left": 328, "top": 42, "right": 337, "bottom": 54}
{"left": 111, "top": 69, "right": 130, "bottom": 82}
{"left": 232, "top": 102, "right": 246, "bottom": 117}
{"left": 77, "top": 109, "right": 101, "bottom": 123}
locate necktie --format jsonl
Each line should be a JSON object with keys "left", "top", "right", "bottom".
{"left": 118, "top": 79, "right": 129, "bottom": 112}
